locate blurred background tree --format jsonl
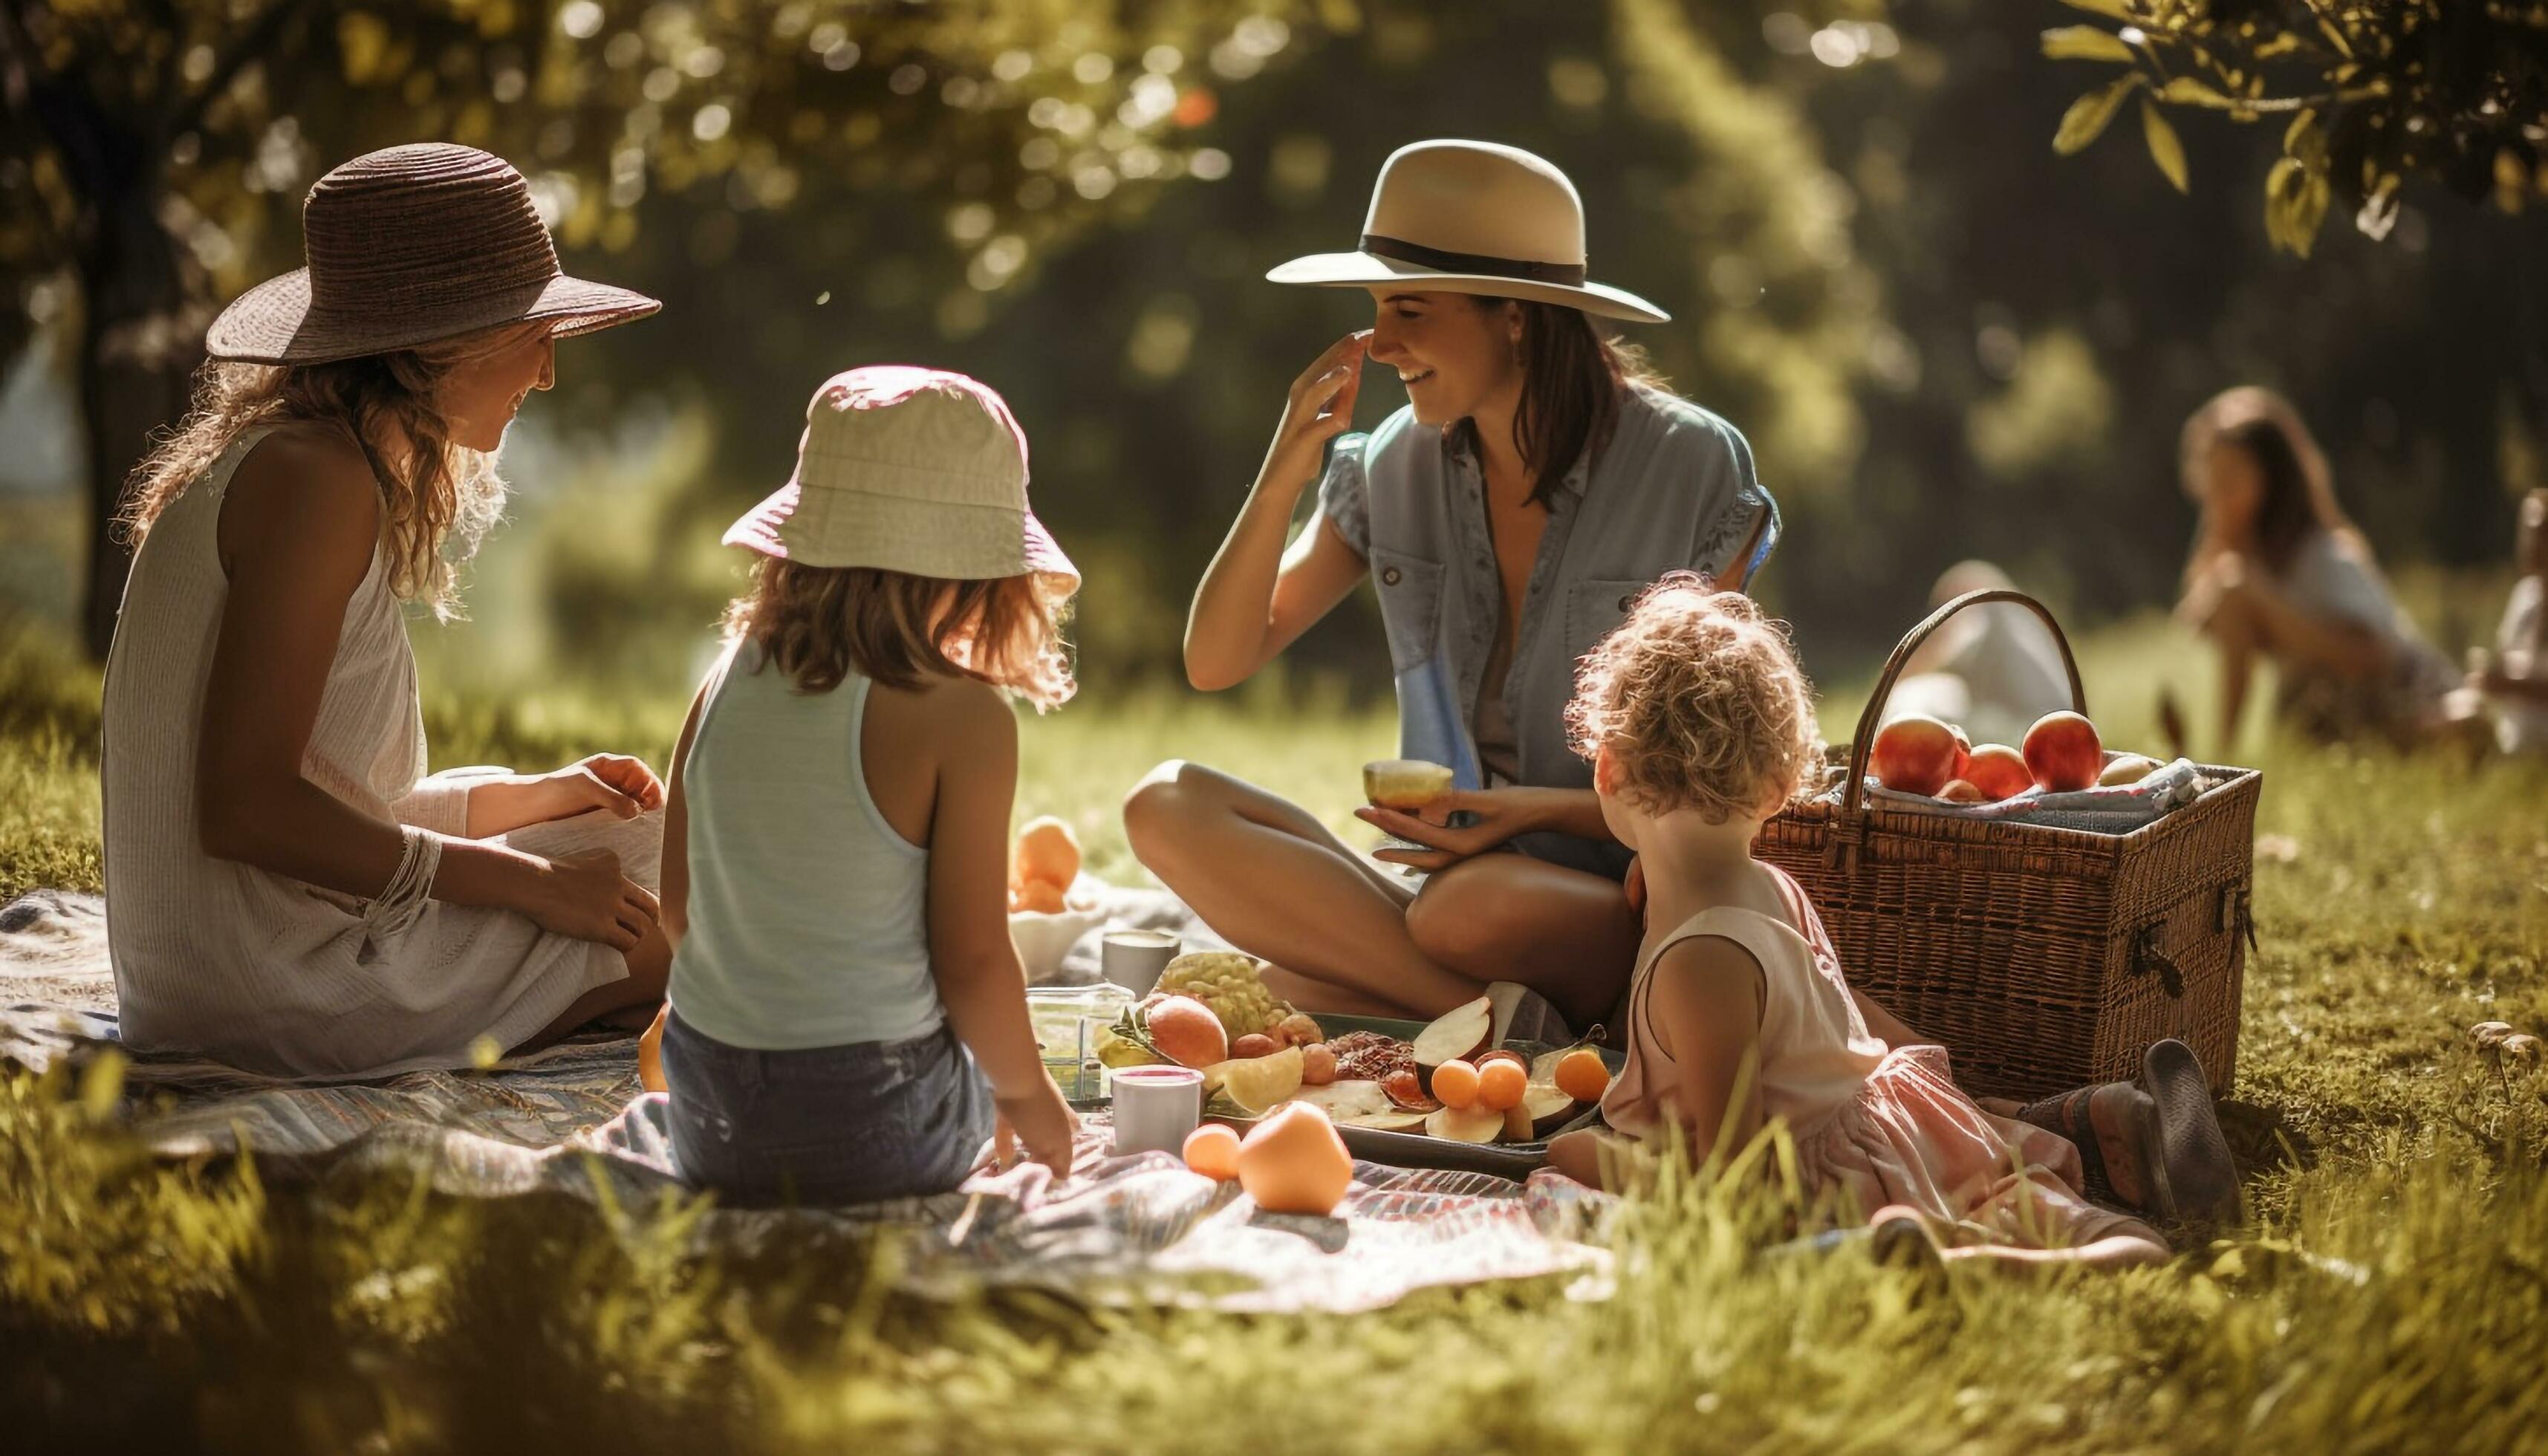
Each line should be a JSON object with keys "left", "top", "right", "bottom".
{"left": 0, "top": 0, "right": 2540, "bottom": 698}
{"left": 0, "top": 0, "right": 1339, "bottom": 656}
{"left": 2033, "top": 0, "right": 2548, "bottom": 255}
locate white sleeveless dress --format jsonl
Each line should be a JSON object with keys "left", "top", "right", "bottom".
{"left": 100, "top": 426, "right": 659, "bottom": 1079}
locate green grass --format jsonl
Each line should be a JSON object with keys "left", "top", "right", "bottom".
{"left": 6, "top": 597, "right": 2548, "bottom": 1451}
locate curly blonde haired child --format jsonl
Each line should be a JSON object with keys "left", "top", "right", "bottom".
{"left": 1564, "top": 579, "right": 1819, "bottom": 823}
{"left": 1548, "top": 576, "right": 2217, "bottom": 1273}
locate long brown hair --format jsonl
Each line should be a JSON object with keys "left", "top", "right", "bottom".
{"left": 120, "top": 321, "right": 547, "bottom": 617}
{"left": 2180, "top": 385, "right": 2362, "bottom": 586}
{"left": 723, "top": 556, "right": 1075, "bottom": 711}
{"left": 1451, "top": 297, "right": 1663, "bottom": 507}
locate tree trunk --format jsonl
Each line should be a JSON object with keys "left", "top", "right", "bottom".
{"left": 74, "top": 179, "right": 202, "bottom": 661}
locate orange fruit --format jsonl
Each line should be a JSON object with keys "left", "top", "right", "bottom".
{"left": 1475, "top": 1058, "right": 1527, "bottom": 1112}
{"left": 1010, "top": 879, "right": 1067, "bottom": 914}
{"left": 1430, "top": 1058, "right": 1481, "bottom": 1111}
{"left": 1478, "top": 1049, "right": 1529, "bottom": 1073}
{"left": 1013, "top": 816, "right": 1081, "bottom": 891}
{"left": 1183, "top": 1123, "right": 1242, "bottom": 1181}
{"left": 1554, "top": 1047, "right": 1611, "bottom": 1103}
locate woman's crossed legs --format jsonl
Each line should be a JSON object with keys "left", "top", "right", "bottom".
{"left": 1122, "top": 761, "right": 1640, "bottom": 1030}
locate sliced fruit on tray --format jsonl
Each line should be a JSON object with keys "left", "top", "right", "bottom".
{"left": 1425, "top": 1103, "right": 1508, "bottom": 1144}
{"left": 1412, "top": 995, "right": 1493, "bottom": 1085}
{"left": 1203, "top": 1044, "right": 1304, "bottom": 1115}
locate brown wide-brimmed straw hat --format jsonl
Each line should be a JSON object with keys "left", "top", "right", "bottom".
{"left": 205, "top": 143, "right": 660, "bottom": 365}
{"left": 1267, "top": 139, "right": 1668, "bottom": 324}
{"left": 724, "top": 365, "right": 1079, "bottom": 602}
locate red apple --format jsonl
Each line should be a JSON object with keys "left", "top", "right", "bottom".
{"left": 1871, "top": 715, "right": 1961, "bottom": 796}
{"left": 1936, "top": 779, "right": 1986, "bottom": 804}
{"left": 2023, "top": 711, "right": 2104, "bottom": 793}
{"left": 1963, "top": 744, "right": 2034, "bottom": 800}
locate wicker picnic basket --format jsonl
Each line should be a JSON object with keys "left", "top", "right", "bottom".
{"left": 1756, "top": 589, "right": 2261, "bottom": 1103}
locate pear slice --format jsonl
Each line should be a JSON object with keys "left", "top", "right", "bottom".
{"left": 1521, "top": 1084, "right": 1582, "bottom": 1138}
{"left": 1425, "top": 1103, "right": 1507, "bottom": 1144}
{"left": 1413, "top": 995, "right": 1494, "bottom": 1088}
{"left": 1335, "top": 1108, "right": 1432, "bottom": 1133}
{"left": 1203, "top": 1045, "right": 1304, "bottom": 1115}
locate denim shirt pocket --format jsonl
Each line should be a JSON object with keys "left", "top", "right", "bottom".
{"left": 1369, "top": 547, "right": 1447, "bottom": 672}
{"left": 1567, "top": 578, "right": 1660, "bottom": 661}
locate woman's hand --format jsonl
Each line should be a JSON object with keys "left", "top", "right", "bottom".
{"left": 473, "top": 754, "right": 665, "bottom": 836}
{"left": 991, "top": 1074, "right": 1079, "bottom": 1177}
{"left": 1355, "top": 787, "right": 1554, "bottom": 873}
{"left": 1256, "top": 331, "right": 1369, "bottom": 495}
{"left": 519, "top": 847, "right": 660, "bottom": 951}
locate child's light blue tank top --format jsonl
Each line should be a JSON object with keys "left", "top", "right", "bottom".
{"left": 669, "top": 640, "right": 939, "bottom": 1050}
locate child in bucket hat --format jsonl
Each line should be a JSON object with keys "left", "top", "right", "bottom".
{"left": 643, "top": 367, "right": 1081, "bottom": 1204}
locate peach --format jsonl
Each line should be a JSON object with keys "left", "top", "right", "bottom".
{"left": 1871, "top": 715, "right": 1961, "bottom": 796}
{"left": 1009, "top": 879, "right": 1067, "bottom": 914}
{"left": 1144, "top": 995, "right": 1229, "bottom": 1070}
{"left": 1183, "top": 1122, "right": 1242, "bottom": 1181}
{"left": 1963, "top": 744, "right": 2033, "bottom": 800}
{"left": 1238, "top": 1102, "right": 1354, "bottom": 1215}
{"left": 1011, "top": 816, "right": 1080, "bottom": 891}
{"left": 2023, "top": 711, "right": 2105, "bottom": 793}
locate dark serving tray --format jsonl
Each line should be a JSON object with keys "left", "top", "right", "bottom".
{"left": 1218, "top": 1013, "right": 1625, "bottom": 1180}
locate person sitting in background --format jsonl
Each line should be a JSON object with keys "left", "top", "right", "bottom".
{"left": 1883, "top": 560, "right": 2073, "bottom": 749}
{"left": 2173, "top": 386, "right": 2466, "bottom": 753}
{"left": 2468, "top": 489, "right": 2548, "bottom": 755}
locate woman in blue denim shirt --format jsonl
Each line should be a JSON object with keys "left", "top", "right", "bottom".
{"left": 1124, "top": 141, "right": 1783, "bottom": 1030}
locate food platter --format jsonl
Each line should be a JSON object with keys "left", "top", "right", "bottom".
{"left": 1206, "top": 1013, "right": 1625, "bottom": 1179}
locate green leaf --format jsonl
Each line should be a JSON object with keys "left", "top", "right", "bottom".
{"left": 2141, "top": 99, "right": 2188, "bottom": 192}
{"left": 2041, "top": 25, "right": 2136, "bottom": 62}
{"left": 2264, "top": 155, "right": 2329, "bottom": 257}
{"left": 2056, "top": 0, "right": 2137, "bottom": 19}
{"left": 2157, "top": 76, "right": 2233, "bottom": 107}
{"left": 2053, "top": 74, "right": 2141, "bottom": 155}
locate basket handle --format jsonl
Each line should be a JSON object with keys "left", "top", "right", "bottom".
{"left": 1839, "top": 588, "right": 2087, "bottom": 816}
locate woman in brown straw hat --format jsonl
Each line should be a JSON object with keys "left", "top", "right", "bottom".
{"left": 100, "top": 143, "right": 671, "bottom": 1078}
{"left": 1126, "top": 139, "right": 1837, "bottom": 1034}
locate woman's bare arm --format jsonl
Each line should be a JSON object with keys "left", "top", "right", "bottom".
{"left": 1183, "top": 332, "right": 1371, "bottom": 691}
{"left": 195, "top": 432, "right": 654, "bottom": 949}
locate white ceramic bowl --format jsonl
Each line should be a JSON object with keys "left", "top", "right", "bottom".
{"left": 1007, "top": 875, "right": 1109, "bottom": 984}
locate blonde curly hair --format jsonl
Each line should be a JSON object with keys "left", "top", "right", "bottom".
{"left": 1566, "top": 574, "right": 1821, "bottom": 823}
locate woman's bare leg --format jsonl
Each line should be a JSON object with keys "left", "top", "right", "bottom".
{"left": 1123, "top": 760, "right": 1482, "bottom": 1016}
{"left": 1403, "top": 855, "right": 1642, "bottom": 1030}
{"left": 519, "top": 911, "right": 672, "bottom": 1051}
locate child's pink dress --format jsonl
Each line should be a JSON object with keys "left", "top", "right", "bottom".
{"left": 1601, "top": 864, "right": 2144, "bottom": 1249}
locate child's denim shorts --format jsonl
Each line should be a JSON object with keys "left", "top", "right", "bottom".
{"left": 659, "top": 1008, "right": 995, "bottom": 1207}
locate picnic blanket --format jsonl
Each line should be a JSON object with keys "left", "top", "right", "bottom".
{"left": 0, "top": 889, "right": 1612, "bottom": 1314}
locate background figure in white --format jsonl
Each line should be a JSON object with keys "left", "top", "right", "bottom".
{"left": 1883, "top": 560, "right": 2074, "bottom": 748}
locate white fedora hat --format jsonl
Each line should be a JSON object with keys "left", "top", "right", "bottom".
{"left": 1267, "top": 140, "right": 1668, "bottom": 324}
{"left": 724, "top": 366, "right": 1078, "bottom": 601}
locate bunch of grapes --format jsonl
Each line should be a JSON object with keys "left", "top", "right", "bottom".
{"left": 1157, "top": 952, "right": 1285, "bottom": 1040}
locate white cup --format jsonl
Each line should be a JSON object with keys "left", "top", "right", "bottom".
{"left": 1108, "top": 1064, "right": 1203, "bottom": 1157}
{"left": 1100, "top": 929, "right": 1180, "bottom": 996}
